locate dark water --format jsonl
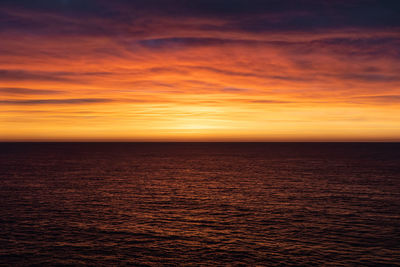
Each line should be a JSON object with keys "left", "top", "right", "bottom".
{"left": 0, "top": 143, "right": 399, "bottom": 266}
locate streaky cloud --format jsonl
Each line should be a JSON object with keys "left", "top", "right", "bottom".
{"left": 0, "top": 87, "right": 63, "bottom": 95}
{"left": 221, "top": 87, "right": 250, "bottom": 92}
{"left": 354, "top": 95, "right": 400, "bottom": 104}
{"left": 0, "top": 98, "right": 113, "bottom": 105}
{"left": 251, "top": 100, "right": 294, "bottom": 104}
{"left": 0, "top": 69, "right": 113, "bottom": 82}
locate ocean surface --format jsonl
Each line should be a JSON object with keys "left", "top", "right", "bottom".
{"left": 0, "top": 142, "right": 399, "bottom": 266}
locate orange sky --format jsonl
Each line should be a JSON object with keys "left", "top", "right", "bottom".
{"left": 1, "top": 1, "right": 399, "bottom": 141}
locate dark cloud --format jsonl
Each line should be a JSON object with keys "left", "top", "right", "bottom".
{"left": 137, "top": 36, "right": 400, "bottom": 62}
{"left": 109, "top": 0, "right": 400, "bottom": 26}
{"left": 0, "top": 98, "right": 113, "bottom": 105}
{"left": 0, "top": 87, "right": 63, "bottom": 95}
{"left": 221, "top": 87, "right": 250, "bottom": 92}
{"left": 189, "top": 66, "right": 310, "bottom": 82}
{"left": 354, "top": 95, "right": 400, "bottom": 104}
{"left": 339, "top": 74, "right": 400, "bottom": 82}
{"left": 251, "top": 99, "right": 293, "bottom": 104}
{"left": 0, "top": 69, "right": 70, "bottom": 82}
{"left": 0, "top": 1, "right": 399, "bottom": 37}
{"left": 138, "top": 37, "right": 253, "bottom": 48}
{"left": 0, "top": 1, "right": 111, "bottom": 36}
{"left": 219, "top": 1, "right": 400, "bottom": 33}
{"left": 0, "top": 69, "right": 112, "bottom": 82}
{"left": 189, "top": 66, "right": 260, "bottom": 78}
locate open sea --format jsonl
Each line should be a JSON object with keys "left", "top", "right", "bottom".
{"left": 0, "top": 142, "right": 399, "bottom": 266}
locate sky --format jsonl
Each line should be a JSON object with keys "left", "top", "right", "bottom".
{"left": 0, "top": 0, "right": 399, "bottom": 141}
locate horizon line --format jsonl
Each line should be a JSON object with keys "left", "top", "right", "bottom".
{"left": 1, "top": 140, "right": 399, "bottom": 143}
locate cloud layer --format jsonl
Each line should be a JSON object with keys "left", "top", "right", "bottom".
{"left": 1, "top": 0, "right": 399, "bottom": 140}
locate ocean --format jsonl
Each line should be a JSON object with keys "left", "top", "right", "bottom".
{"left": 0, "top": 142, "right": 399, "bottom": 266}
